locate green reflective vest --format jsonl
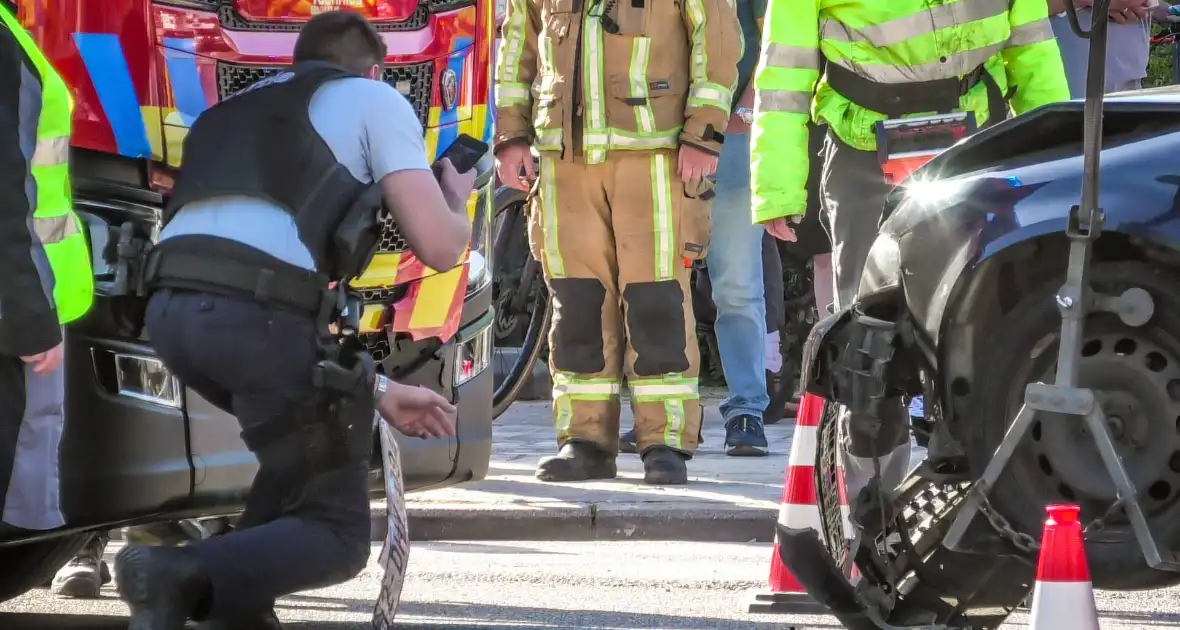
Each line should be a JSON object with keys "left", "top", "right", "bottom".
{"left": 1, "top": 6, "right": 94, "bottom": 324}
{"left": 750, "top": 0, "right": 1071, "bottom": 223}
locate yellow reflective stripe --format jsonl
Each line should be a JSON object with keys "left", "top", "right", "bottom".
{"left": 688, "top": 85, "right": 732, "bottom": 111}
{"left": 1006, "top": 18, "right": 1053, "bottom": 47}
{"left": 539, "top": 155, "right": 565, "bottom": 276}
{"left": 498, "top": 0, "right": 529, "bottom": 82}
{"left": 827, "top": 42, "right": 1004, "bottom": 83}
{"left": 535, "top": 128, "right": 564, "bottom": 151}
{"left": 583, "top": 9, "right": 607, "bottom": 165}
{"left": 555, "top": 395, "right": 574, "bottom": 440}
{"left": 631, "top": 381, "right": 698, "bottom": 400}
{"left": 763, "top": 43, "right": 820, "bottom": 69}
{"left": 650, "top": 153, "right": 674, "bottom": 281}
{"left": 756, "top": 90, "right": 811, "bottom": 113}
{"left": 822, "top": 0, "right": 1007, "bottom": 48}
{"left": 583, "top": 129, "right": 680, "bottom": 151}
{"left": 496, "top": 81, "right": 531, "bottom": 105}
{"left": 33, "top": 214, "right": 78, "bottom": 245}
{"left": 685, "top": 0, "right": 710, "bottom": 92}
{"left": 663, "top": 399, "right": 685, "bottom": 449}
{"left": 629, "top": 37, "right": 656, "bottom": 134}
{"left": 31, "top": 136, "right": 69, "bottom": 167}
{"left": 554, "top": 381, "right": 621, "bottom": 397}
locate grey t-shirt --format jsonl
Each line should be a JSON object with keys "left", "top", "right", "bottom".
{"left": 159, "top": 77, "right": 430, "bottom": 270}
{"left": 1050, "top": 11, "right": 1150, "bottom": 97}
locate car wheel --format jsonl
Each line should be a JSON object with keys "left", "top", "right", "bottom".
{"left": 970, "top": 261, "right": 1180, "bottom": 590}
{"left": 0, "top": 535, "right": 90, "bottom": 603}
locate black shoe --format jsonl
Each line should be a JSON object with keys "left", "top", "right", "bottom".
{"left": 115, "top": 545, "right": 211, "bottom": 630}
{"left": 619, "top": 428, "right": 637, "bottom": 454}
{"left": 641, "top": 446, "right": 688, "bottom": 485}
{"left": 196, "top": 609, "right": 282, "bottom": 630}
{"left": 724, "top": 414, "right": 769, "bottom": 457}
{"left": 535, "top": 441, "right": 617, "bottom": 482}
{"left": 50, "top": 533, "right": 111, "bottom": 598}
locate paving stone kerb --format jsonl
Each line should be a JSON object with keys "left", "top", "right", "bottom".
{"left": 384, "top": 400, "right": 797, "bottom": 543}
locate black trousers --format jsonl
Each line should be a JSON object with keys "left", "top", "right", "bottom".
{"left": 144, "top": 289, "right": 371, "bottom": 620}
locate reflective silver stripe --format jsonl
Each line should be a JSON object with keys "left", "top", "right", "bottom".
{"left": 553, "top": 381, "right": 622, "bottom": 397}
{"left": 496, "top": 82, "right": 531, "bottom": 103}
{"left": 583, "top": 131, "right": 680, "bottom": 150}
{"left": 821, "top": 0, "right": 1008, "bottom": 48}
{"left": 756, "top": 89, "right": 812, "bottom": 113}
{"left": 31, "top": 136, "right": 69, "bottom": 167}
{"left": 689, "top": 85, "right": 732, "bottom": 106}
{"left": 33, "top": 215, "right": 78, "bottom": 245}
{"left": 828, "top": 41, "right": 1004, "bottom": 83}
{"left": 763, "top": 43, "right": 821, "bottom": 69}
{"left": 1006, "top": 18, "right": 1053, "bottom": 48}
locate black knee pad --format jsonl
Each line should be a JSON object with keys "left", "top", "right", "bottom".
{"left": 624, "top": 280, "right": 689, "bottom": 376}
{"left": 549, "top": 278, "right": 607, "bottom": 374}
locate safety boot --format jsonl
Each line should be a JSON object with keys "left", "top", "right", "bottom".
{"left": 196, "top": 608, "right": 283, "bottom": 630}
{"left": 50, "top": 532, "right": 112, "bottom": 598}
{"left": 114, "top": 544, "right": 212, "bottom": 630}
{"left": 641, "top": 446, "right": 688, "bottom": 485}
{"left": 535, "top": 441, "right": 616, "bottom": 482}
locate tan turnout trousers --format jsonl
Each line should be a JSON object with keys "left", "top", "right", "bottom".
{"left": 528, "top": 149, "right": 711, "bottom": 456}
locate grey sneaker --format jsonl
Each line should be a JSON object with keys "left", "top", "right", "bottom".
{"left": 51, "top": 533, "right": 111, "bottom": 598}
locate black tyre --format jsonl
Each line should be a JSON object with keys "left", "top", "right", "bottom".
{"left": 490, "top": 186, "right": 551, "bottom": 419}
{"left": 0, "top": 535, "right": 89, "bottom": 603}
{"left": 970, "top": 261, "right": 1180, "bottom": 591}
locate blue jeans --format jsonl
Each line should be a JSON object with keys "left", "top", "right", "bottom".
{"left": 707, "top": 132, "right": 768, "bottom": 420}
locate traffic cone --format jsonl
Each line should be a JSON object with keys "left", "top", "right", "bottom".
{"left": 1028, "top": 504, "right": 1100, "bottom": 630}
{"left": 748, "top": 392, "right": 828, "bottom": 613}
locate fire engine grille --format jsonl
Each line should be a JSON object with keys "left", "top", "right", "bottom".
{"left": 214, "top": 62, "right": 434, "bottom": 132}
{"left": 217, "top": 4, "right": 430, "bottom": 32}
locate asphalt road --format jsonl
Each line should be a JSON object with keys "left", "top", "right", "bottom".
{"left": 3, "top": 541, "right": 1180, "bottom": 629}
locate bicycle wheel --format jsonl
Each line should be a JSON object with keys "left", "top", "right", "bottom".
{"left": 491, "top": 186, "right": 552, "bottom": 418}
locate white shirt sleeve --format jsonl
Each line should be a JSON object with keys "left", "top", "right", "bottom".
{"left": 360, "top": 81, "right": 433, "bottom": 181}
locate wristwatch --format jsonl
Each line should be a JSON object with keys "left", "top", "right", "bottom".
{"left": 735, "top": 106, "right": 754, "bottom": 124}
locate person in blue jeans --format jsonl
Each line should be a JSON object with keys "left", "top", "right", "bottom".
{"left": 621, "top": 0, "right": 771, "bottom": 456}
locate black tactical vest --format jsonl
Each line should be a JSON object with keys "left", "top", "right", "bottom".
{"left": 164, "top": 61, "right": 370, "bottom": 276}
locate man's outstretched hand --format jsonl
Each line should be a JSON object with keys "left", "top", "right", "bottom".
{"left": 21, "top": 342, "right": 63, "bottom": 375}
{"left": 376, "top": 381, "right": 457, "bottom": 439}
{"left": 677, "top": 144, "right": 718, "bottom": 183}
{"left": 494, "top": 140, "right": 536, "bottom": 192}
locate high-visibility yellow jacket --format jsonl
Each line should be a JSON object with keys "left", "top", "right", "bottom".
{"left": 494, "top": 0, "right": 743, "bottom": 163}
{"left": 750, "top": 0, "right": 1071, "bottom": 223}
{"left": 1, "top": 5, "right": 94, "bottom": 357}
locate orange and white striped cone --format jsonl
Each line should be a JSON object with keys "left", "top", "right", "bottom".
{"left": 749, "top": 392, "right": 827, "bottom": 613}
{"left": 1028, "top": 504, "right": 1100, "bottom": 630}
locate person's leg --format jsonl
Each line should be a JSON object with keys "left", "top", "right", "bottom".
{"left": 118, "top": 291, "right": 371, "bottom": 628}
{"left": 612, "top": 150, "right": 703, "bottom": 484}
{"left": 49, "top": 531, "right": 111, "bottom": 598}
{"left": 820, "top": 133, "right": 911, "bottom": 513}
{"left": 532, "top": 156, "right": 626, "bottom": 481}
{"left": 704, "top": 132, "right": 770, "bottom": 455}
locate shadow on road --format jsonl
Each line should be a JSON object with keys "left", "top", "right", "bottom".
{"left": 0, "top": 613, "right": 127, "bottom": 629}
{"left": 281, "top": 593, "right": 843, "bottom": 629}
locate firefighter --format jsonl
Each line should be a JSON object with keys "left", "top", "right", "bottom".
{"left": 109, "top": 12, "right": 469, "bottom": 630}
{"left": 494, "top": 0, "right": 743, "bottom": 484}
{"left": 0, "top": 0, "right": 94, "bottom": 537}
{"left": 750, "top": 0, "right": 1069, "bottom": 514}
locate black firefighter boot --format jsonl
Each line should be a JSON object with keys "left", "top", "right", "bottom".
{"left": 641, "top": 446, "right": 688, "bottom": 485}
{"left": 114, "top": 544, "right": 213, "bottom": 630}
{"left": 535, "top": 440, "right": 617, "bottom": 482}
{"left": 196, "top": 608, "right": 283, "bottom": 630}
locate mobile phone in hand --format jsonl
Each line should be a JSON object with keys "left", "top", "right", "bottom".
{"left": 437, "top": 134, "right": 489, "bottom": 174}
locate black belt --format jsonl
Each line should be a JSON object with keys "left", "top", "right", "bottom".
{"left": 143, "top": 248, "right": 330, "bottom": 316}
{"left": 826, "top": 62, "right": 1007, "bottom": 125}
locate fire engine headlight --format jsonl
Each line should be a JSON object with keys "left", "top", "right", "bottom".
{"left": 454, "top": 322, "right": 492, "bottom": 387}
{"left": 466, "top": 183, "right": 493, "bottom": 296}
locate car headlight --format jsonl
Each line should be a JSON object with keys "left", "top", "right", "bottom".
{"left": 466, "top": 188, "right": 492, "bottom": 295}
{"left": 454, "top": 322, "right": 492, "bottom": 387}
{"left": 858, "top": 234, "right": 902, "bottom": 295}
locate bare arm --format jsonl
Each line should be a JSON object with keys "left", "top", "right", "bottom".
{"left": 362, "top": 83, "right": 472, "bottom": 271}
{"left": 379, "top": 169, "right": 471, "bottom": 271}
